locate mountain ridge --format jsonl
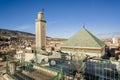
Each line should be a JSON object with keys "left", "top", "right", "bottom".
{"left": 0, "top": 28, "right": 35, "bottom": 36}
{"left": 0, "top": 28, "right": 51, "bottom": 39}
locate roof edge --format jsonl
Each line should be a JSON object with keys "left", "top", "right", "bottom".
{"left": 61, "top": 46, "right": 104, "bottom": 50}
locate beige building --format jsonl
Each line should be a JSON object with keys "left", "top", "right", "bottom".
{"left": 35, "top": 11, "right": 46, "bottom": 50}
{"left": 46, "top": 38, "right": 67, "bottom": 51}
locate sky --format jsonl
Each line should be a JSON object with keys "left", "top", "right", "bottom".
{"left": 0, "top": 0, "right": 120, "bottom": 38}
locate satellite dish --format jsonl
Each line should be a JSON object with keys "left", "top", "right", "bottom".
{"left": 44, "top": 58, "right": 49, "bottom": 63}
{"left": 50, "top": 60, "right": 56, "bottom": 66}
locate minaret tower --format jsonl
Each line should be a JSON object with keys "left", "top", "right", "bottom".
{"left": 35, "top": 11, "right": 46, "bottom": 50}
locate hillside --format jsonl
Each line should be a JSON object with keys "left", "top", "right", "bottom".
{"left": 0, "top": 28, "right": 36, "bottom": 54}
{"left": 0, "top": 28, "right": 52, "bottom": 54}
{"left": 0, "top": 28, "right": 35, "bottom": 40}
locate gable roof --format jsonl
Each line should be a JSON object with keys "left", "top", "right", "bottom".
{"left": 62, "top": 27, "right": 105, "bottom": 48}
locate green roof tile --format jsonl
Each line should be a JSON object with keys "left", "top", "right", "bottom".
{"left": 62, "top": 27, "right": 105, "bottom": 48}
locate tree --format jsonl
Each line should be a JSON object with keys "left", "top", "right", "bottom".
{"left": 72, "top": 52, "right": 87, "bottom": 80}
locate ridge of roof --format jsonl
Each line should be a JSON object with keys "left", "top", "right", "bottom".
{"left": 84, "top": 28, "right": 105, "bottom": 47}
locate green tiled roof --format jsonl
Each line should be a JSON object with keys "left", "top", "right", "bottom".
{"left": 62, "top": 27, "right": 105, "bottom": 48}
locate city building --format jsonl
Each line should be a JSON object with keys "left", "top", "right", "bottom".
{"left": 46, "top": 38, "right": 67, "bottom": 51}
{"left": 61, "top": 27, "right": 106, "bottom": 58}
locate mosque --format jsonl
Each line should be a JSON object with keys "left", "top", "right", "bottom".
{"left": 35, "top": 11, "right": 120, "bottom": 58}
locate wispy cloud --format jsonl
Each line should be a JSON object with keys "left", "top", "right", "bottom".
{"left": 13, "top": 24, "right": 35, "bottom": 34}
{"left": 14, "top": 25, "right": 30, "bottom": 31}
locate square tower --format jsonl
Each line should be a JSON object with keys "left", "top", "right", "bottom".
{"left": 35, "top": 11, "right": 46, "bottom": 50}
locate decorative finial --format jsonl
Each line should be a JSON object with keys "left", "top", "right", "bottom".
{"left": 41, "top": 8, "right": 44, "bottom": 13}
{"left": 83, "top": 25, "right": 85, "bottom": 29}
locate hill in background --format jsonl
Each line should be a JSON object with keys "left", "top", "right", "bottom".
{"left": 0, "top": 28, "right": 35, "bottom": 41}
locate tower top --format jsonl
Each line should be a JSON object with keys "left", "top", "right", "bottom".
{"left": 39, "top": 8, "right": 44, "bottom": 14}
{"left": 39, "top": 11, "right": 43, "bottom": 14}
{"left": 38, "top": 10, "right": 44, "bottom": 20}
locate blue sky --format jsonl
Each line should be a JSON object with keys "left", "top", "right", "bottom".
{"left": 0, "top": 0, "right": 120, "bottom": 38}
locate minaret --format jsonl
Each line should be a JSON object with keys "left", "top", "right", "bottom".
{"left": 35, "top": 11, "right": 46, "bottom": 50}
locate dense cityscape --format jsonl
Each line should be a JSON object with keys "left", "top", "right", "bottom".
{"left": 0, "top": 0, "right": 120, "bottom": 80}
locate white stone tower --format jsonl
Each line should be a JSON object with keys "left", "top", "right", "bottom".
{"left": 35, "top": 11, "right": 46, "bottom": 50}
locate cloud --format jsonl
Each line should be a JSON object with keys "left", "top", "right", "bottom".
{"left": 13, "top": 24, "right": 35, "bottom": 34}
{"left": 14, "top": 25, "right": 30, "bottom": 31}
